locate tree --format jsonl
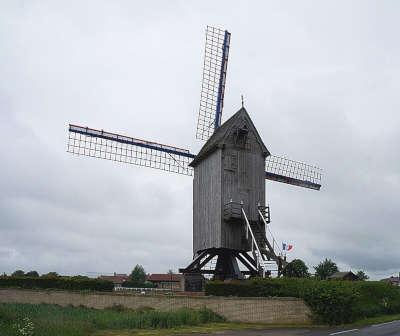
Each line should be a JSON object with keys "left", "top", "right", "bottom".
{"left": 282, "top": 259, "right": 310, "bottom": 278}
{"left": 12, "top": 270, "right": 25, "bottom": 277}
{"left": 314, "top": 258, "right": 339, "bottom": 279}
{"left": 129, "top": 265, "right": 146, "bottom": 286}
{"left": 25, "top": 271, "right": 39, "bottom": 277}
{"left": 167, "top": 269, "right": 175, "bottom": 275}
{"left": 42, "top": 272, "right": 59, "bottom": 278}
{"left": 356, "top": 270, "right": 369, "bottom": 281}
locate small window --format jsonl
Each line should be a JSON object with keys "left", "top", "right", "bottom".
{"left": 224, "top": 152, "right": 238, "bottom": 171}
{"left": 233, "top": 126, "right": 249, "bottom": 148}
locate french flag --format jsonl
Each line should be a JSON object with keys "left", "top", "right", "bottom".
{"left": 282, "top": 243, "right": 293, "bottom": 252}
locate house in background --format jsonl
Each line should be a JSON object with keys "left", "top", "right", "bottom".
{"left": 147, "top": 274, "right": 183, "bottom": 291}
{"left": 327, "top": 271, "right": 359, "bottom": 281}
{"left": 99, "top": 273, "right": 129, "bottom": 288}
{"left": 98, "top": 272, "right": 184, "bottom": 291}
{"left": 381, "top": 276, "right": 400, "bottom": 286}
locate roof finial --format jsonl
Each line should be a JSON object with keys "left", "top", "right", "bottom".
{"left": 241, "top": 94, "right": 244, "bottom": 108}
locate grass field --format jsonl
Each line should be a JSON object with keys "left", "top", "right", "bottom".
{"left": 2, "top": 302, "right": 399, "bottom": 336}
{"left": 0, "top": 303, "right": 224, "bottom": 336}
{"left": 349, "top": 313, "right": 400, "bottom": 327}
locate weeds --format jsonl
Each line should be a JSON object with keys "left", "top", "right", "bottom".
{"left": 0, "top": 303, "right": 224, "bottom": 336}
{"left": 13, "top": 317, "right": 34, "bottom": 336}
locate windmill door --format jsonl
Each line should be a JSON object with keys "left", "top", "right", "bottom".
{"left": 238, "top": 150, "right": 251, "bottom": 216}
{"left": 238, "top": 190, "right": 249, "bottom": 217}
{"left": 222, "top": 149, "right": 251, "bottom": 215}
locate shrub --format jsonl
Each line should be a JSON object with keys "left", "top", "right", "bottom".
{"left": 41, "top": 272, "right": 59, "bottom": 278}
{"left": 353, "top": 281, "right": 400, "bottom": 316}
{"left": 0, "top": 277, "right": 114, "bottom": 292}
{"left": 301, "top": 280, "right": 359, "bottom": 324}
{"left": 282, "top": 259, "right": 310, "bottom": 278}
{"left": 25, "top": 271, "right": 39, "bottom": 278}
{"left": 205, "top": 278, "right": 400, "bottom": 325}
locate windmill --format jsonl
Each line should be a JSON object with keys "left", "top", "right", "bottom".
{"left": 67, "top": 26, "right": 322, "bottom": 288}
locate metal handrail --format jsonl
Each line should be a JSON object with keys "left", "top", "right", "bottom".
{"left": 241, "top": 207, "right": 265, "bottom": 274}
{"left": 258, "top": 209, "right": 283, "bottom": 256}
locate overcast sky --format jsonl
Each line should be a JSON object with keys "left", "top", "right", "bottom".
{"left": 1, "top": 1, "right": 399, "bottom": 279}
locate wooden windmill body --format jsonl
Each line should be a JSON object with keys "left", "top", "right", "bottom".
{"left": 191, "top": 107, "right": 268, "bottom": 253}
{"left": 180, "top": 108, "right": 285, "bottom": 284}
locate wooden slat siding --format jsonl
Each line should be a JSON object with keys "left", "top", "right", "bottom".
{"left": 193, "top": 149, "right": 222, "bottom": 254}
{"left": 220, "top": 121, "right": 267, "bottom": 251}
{"left": 192, "top": 108, "right": 269, "bottom": 253}
{"left": 221, "top": 148, "right": 242, "bottom": 250}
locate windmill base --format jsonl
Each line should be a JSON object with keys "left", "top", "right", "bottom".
{"left": 179, "top": 248, "right": 261, "bottom": 290}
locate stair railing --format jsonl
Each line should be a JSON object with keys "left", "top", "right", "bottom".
{"left": 258, "top": 209, "right": 283, "bottom": 257}
{"left": 241, "top": 206, "right": 266, "bottom": 277}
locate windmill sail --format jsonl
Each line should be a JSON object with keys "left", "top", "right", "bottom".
{"left": 196, "top": 26, "right": 231, "bottom": 141}
{"left": 68, "top": 124, "right": 195, "bottom": 176}
{"left": 265, "top": 155, "right": 322, "bottom": 190}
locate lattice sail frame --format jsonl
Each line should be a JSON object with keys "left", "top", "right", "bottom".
{"left": 196, "top": 26, "right": 231, "bottom": 141}
{"left": 265, "top": 155, "right": 322, "bottom": 190}
{"left": 68, "top": 125, "right": 195, "bottom": 176}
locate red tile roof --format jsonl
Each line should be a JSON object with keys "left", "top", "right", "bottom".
{"left": 147, "top": 274, "right": 182, "bottom": 282}
{"left": 99, "top": 274, "right": 129, "bottom": 284}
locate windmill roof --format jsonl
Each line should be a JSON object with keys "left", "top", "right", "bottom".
{"left": 190, "top": 107, "right": 269, "bottom": 166}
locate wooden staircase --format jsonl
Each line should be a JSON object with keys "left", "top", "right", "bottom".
{"left": 249, "top": 208, "right": 287, "bottom": 276}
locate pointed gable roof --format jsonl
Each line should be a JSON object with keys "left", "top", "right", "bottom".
{"left": 190, "top": 107, "right": 269, "bottom": 167}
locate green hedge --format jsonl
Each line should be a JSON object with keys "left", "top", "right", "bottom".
{"left": 205, "top": 278, "right": 400, "bottom": 325}
{"left": 352, "top": 281, "right": 400, "bottom": 317}
{"left": 0, "top": 277, "right": 114, "bottom": 291}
